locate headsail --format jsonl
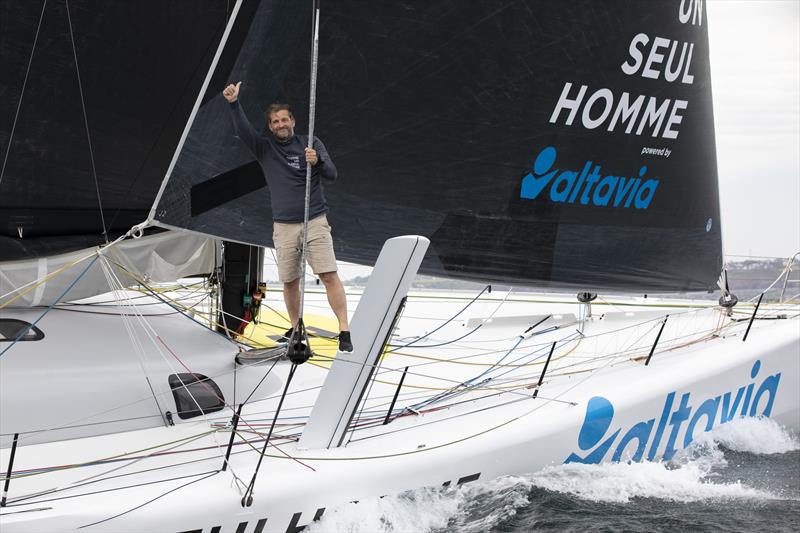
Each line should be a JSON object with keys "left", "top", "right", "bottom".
{"left": 153, "top": 0, "right": 722, "bottom": 292}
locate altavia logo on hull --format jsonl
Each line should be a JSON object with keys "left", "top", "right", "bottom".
{"left": 565, "top": 360, "right": 781, "bottom": 464}
{"left": 520, "top": 146, "right": 659, "bottom": 209}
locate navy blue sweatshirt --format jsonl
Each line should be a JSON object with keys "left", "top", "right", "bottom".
{"left": 228, "top": 100, "right": 338, "bottom": 223}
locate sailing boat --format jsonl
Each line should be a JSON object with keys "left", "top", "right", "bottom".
{"left": 1, "top": 1, "right": 798, "bottom": 532}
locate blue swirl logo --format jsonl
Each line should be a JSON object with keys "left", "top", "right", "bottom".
{"left": 564, "top": 361, "right": 781, "bottom": 464}
{"left": 520, "top": 146, "right": 659, "bottom": 209}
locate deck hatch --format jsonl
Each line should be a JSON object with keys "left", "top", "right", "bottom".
{"left": 0, "top": 319, "right": 44, "bottom": 342}
{"left": 168, "top": 373, "right": 225, "bottom": 420}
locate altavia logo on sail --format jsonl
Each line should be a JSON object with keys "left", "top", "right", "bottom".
{"left": 519, "top": 146, "right": 659, "bottom": 209}
{"left": 565, "top": 360, "right": 781, "bottom": 464}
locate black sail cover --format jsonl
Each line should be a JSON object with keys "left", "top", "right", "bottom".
{"left": 163, "top": 1, "right": 719, "bottom": 292}
{"left": 0, "top": 0, "right": 254, "bottom": 260}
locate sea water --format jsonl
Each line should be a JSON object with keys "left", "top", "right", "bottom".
{"left": 307, "top": 417, "right": 799, "bottom": 532}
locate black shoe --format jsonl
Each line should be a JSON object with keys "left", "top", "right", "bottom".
{"left": 278, "top": 328, "right": 293, "bottom": 343}
{"left": 338, "top": 330, "right": 353, "bottom": 352}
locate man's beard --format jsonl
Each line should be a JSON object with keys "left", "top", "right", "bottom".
{"left": 274, "top": 127, "right": 292, "bottom": 140}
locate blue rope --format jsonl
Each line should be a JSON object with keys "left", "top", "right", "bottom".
{"left": 407, "top": 334, "right": 526, "bottom": 412}
{"left": 487, "top": 332, "right": 581, "bottom": 383}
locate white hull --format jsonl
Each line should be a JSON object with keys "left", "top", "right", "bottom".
{"left": 1, "top": 288, "right": 798, "bottom": 532}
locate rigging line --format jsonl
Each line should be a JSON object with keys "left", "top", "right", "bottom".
{"left": 102, "top": 264, "right": 232, "bottom": 465}
{"left": 6, "top": 430, "right": 216, "bottom": 503}
{"left": 98, "top": 256, "right": 168, "bottom": 426}
{"left": 745, "top": 261, "right": 798, "bottom": 303}
{"left": 4, "top": 292, "right": 284, "bottom": 439}
{"left": 387, "top": 324, "right": 483, "bottom": 352}
{"left": 385, "top": 288, "right": 513, "bottom": 348}
{"left": 0, "top": 226, "right": 134, "bottom": 308}
{"left": 350, "top": 395, "right": 540, "bottom": 443}
{"left": 473, "top": 336, "right": 572, "bottom": 381}
{"left": 15, "top": 349, "right": 289, "bottom": 441}
{"left": 317, "top": 327, "right": 597, "bottom": 391}
{"left": 228, "top": 431, "right": 315, "bottom": 472}
{"left": 241, "top": 356, "right": 282, "bottom": 405}
{"left": 5, "top": 470, "right": 218, "bottom": 511}
{"left": 76, "top": 470, "right": 219, "bottom": 529}
{"left": 489, "top": 334, "right": 582, "bottom": 384}
{"left": 9, "top": 433, "right": 255, "bottom": 482}
{"left": 0, "top": 0, "right": 47, "bottom": 188}
{"left": 65, "top": 0, "right": 107, "bottom": 241}
{"left": 8, "top": 453, "right": 216, "bottom": 507}
{"left": 105, "top": 258, "right": 247, "bottom": 348}
{"left": 102, "top": 259, "right": 215, "bottom": 414}
{"left": 411, "top": 307, "right": 703, "bottom": 363}
{"left": 8, "top": 342, "right": 282, "bottom": 446}
{"left": 296, "top": 0, "right": 322, "bottom": 323}
{"left": 0, "top": 254, "right": 99, "bottom": 358}
{"left": 18, "top": 326, "right": 740, "bottom": 484}
{"left": 242, "top": 363, "right": 298, "bottom": 505}
{"left": 6, "top": 428, "right": 218, "bottom": 484}
{"left": 17, "top": 383, "right": 551, "bottom": 493}
{"left": 452, "top": 334, "right": 526, "bottom": 387}
{"left": 389, "top": 285, "right": 492, "bottom": 350}
{"left": 119, "top": 273, "right": 302, "bottom": 349}
{"left": 255, "top": 311, "right": 696, "bottom": 411}
{"left": 50, "top": 293, "right": 209, "bottom": 317}
{"left": 346, "top": 350, "right": 385, "bottom": 445}
{"left": 219, "top": 359, "right": 310, "bottom": 471}
{"left": 247, "top": 245, "right": 253, "bottom": 298}
{"left": 307, "top": 352, "right": 534, "bottom": 396}
{"left": 0, "top": 413, "right": 162, "bottom": 438}
{"left": 292, "top": 343, "right": 651, "bottom": 463}
{"left": 6, "top": 397, "right": 175, "bottom": 447}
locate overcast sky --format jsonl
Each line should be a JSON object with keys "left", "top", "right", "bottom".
{"left": 707, "top": 0, "right": 799, "bottom": 259}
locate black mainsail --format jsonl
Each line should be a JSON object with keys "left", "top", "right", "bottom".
{"left": 153, "top": 0, "right": 722, "bottom": 293}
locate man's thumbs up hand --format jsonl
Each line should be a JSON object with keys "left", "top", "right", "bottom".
{"left": 223, "top": 81, "right": 242, "bottom": 103}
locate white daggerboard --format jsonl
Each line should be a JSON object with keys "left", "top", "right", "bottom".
{"left": 299, "top": 235, "right": 430, "bottom": 449}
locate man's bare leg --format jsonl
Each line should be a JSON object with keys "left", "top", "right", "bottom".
{"left": 283, "top": 278, "right": 301, "bottom": 329}
{"left": 318, "top": 271, "right": 349, "bottom": 331}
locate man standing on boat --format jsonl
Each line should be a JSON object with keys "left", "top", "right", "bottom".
{"left": 222, "top": 81, "right": 353, "bottom": 352}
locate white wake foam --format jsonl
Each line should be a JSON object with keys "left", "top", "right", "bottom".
{"left": 305, "top": 486, "right": 460, "bottom": 533}
{"left": 306, "top": 476, "right": 531, "bottom": 533}
{"left": 531, "top": 416, "right": 797, "bottom": 504}
{"left": 529, "top": 457, "right": 767, "bottom": 504}
{"left": 307, "top": 417, "right": 797, "bottom": 531}
{"left": 695, "top": 415, "right": 800, "bottom": 455}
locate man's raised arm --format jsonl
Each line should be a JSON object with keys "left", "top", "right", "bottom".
{"left": 223, "top": 81, "right": 262, "bottom": 156}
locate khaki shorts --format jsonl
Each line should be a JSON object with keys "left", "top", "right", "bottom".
{"left": 272, "top": 214, "right": 338, "bottom": 283}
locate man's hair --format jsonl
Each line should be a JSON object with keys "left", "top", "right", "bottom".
{"left": 265, "top": 103, "right": 293, "bottom": 121}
